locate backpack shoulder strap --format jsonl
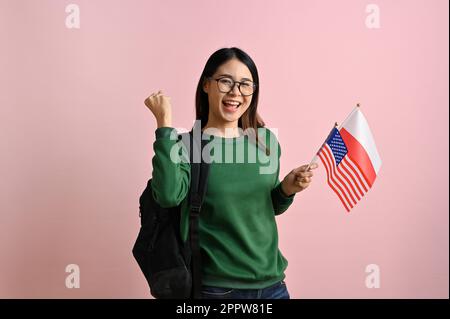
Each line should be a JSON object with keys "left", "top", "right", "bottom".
{"left": 178, "top": 130, "right": 210, "bottom": 207}
{"left": 179, "top": 129, "right": 210, "bottom": 299}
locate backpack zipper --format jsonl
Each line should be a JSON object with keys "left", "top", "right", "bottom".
{"left": 148, "top": 217, "right": 159, "bottom": 251}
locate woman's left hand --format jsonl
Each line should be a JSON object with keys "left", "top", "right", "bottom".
{"left": 280, "top": 163, "right": 319, "bottom": 197}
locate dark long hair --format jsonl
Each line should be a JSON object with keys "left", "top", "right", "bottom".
{"left": 195, "top": 47, "right": 270, "bottom": 155}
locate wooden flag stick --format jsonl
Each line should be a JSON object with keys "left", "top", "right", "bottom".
{"left": 305, "top": 122, "right": 339, "bottom": 171}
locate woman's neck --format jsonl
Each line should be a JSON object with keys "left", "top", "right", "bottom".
{"left": 202, "top": 121, "right": 241, "bottom": 138}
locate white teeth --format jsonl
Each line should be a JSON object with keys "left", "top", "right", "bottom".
{"left": 223, "top": 101, "right": 240, "bottom": 107}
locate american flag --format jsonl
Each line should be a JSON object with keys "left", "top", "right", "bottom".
{"left": 318, "top": 108, "right": 381, "bottom": 212}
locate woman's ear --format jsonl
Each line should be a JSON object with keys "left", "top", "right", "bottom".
{"left": 202, "top": 79, "right": 209, "bottom": 94}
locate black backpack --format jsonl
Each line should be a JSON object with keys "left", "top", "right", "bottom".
{"left": 132, "top": 130, "right": 210, "bottom": 299}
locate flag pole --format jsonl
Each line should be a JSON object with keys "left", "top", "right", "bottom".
{"left": 305, "top": 122, "right": 339, "bottom": 171}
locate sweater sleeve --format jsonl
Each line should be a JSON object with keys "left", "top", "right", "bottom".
{"left": 270, "top": 134, "right": 295, "bottom": 216}
{"left": 150, "top": 127, "right": 191, "bottom": 208}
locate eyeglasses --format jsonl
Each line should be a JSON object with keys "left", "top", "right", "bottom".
{"left": 209, "top": 76, "right": 257, "bottom": 96}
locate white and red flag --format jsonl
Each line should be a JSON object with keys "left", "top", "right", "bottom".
{"left": 315, "top": 107, "right": 382, "bottom": 212}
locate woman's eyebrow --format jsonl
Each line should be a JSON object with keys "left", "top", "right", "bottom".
{"left": 217, "top": 74, "right": 253, "bottom": 81}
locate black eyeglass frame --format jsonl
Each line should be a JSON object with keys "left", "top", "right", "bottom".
{"left": 208, "top": 76, "right": 258, "bottom": 96}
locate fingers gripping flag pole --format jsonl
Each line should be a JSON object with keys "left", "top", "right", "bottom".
{"left": 315, "top": 104, "right": 382, "bottom": 212}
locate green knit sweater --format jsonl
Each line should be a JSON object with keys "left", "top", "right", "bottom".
{"left": 150, "top": 126, "right": 295, "bottom": 289}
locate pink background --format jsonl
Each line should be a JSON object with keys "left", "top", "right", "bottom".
{"left": 0, "top": 0, "right": 448, "bottom": 298}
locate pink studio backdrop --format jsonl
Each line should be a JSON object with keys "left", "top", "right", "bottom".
{"left": 0, "top": 0, "right": 448, "bottom": 298}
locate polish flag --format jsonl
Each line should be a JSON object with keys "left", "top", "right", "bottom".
{"left": 318, "top": 107, "right": 382, "bottom": 212}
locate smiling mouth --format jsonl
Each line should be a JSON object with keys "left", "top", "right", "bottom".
{"left": 222, "top": 100, "right": 241, "bottom": 113}
{"left": 222, "top": 100, "right": 241, "bottom": 108}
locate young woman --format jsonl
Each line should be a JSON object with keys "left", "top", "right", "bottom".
{"left": 144, "top": 47, "right": 318, "bottom": 299}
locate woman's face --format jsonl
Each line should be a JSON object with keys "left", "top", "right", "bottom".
{"left": 203, "top": 58, "right": 254, "bottom": 127}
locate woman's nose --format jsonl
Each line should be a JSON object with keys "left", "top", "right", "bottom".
{"left": 230, "top": 83, "right": 241, "bottom": 95}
